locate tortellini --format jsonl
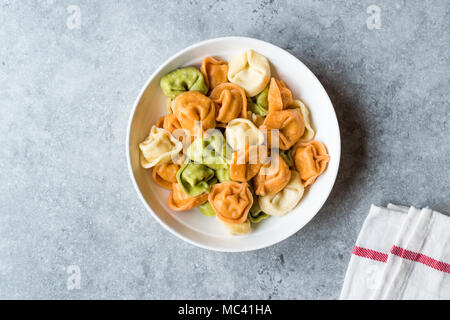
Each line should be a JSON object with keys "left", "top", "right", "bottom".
{"left": 157, "top": 113, "right": 193, "bottom": 149}
{"left": 208, "top": 182, "right": 253, "bottom": 224}
{"left": 156, "top": 114, "right": 181, "bottom": 133}
{"left": 254, "top": 155, "right": 291, "bottom": 196}
{"left": 293, "top": 140, "right": 330, "bottom": 187}
{"left": 290, "top": 99, "right": 315, "bottom": 142}
{"left": 248, "top": 186, "right": 270, "bottom": 223}
{"left": 230, "top": 145, "right": 267, "bottom": 182}
{"left": 227, "top": 49, "right": 271, "bottom": 97}
{"left": 173, "top": 91, "right": 216, "bottom": 135}
{"left": 225, "top": 118, "right": 264, "bottom": 151}
{"left": 258, "top": 170, "right": 304, "bottom": 216}
{"left": 176, "top": 163, "right": 217, "bottom": 197}
{"left": 197, "top": 201, "right": 216, "bottom": 217}
{"left": 280, "top": 149, "right": 294, "bottom": 168}
{"left": 216, "top": 167, "right": 231, "bottom": 182}
{"left": 168, "top": 183, "right": 208, "bottom": 211}
{"left": 260, "top": 109, "right": 305, "bottom": 150}
{"left": 220, "top": 219, "right": 251, "bottom": 235}
{"left": 247, "top": 111, "right": 265, "bottom": 127}
{"left": 152, "top": 163, "right": 180, "bottom": 190}
{"left": 247, "top": 85, "right": 269, "bottom": 116}
{"left": 248, "top": 209, "right": 270, "bottom": 224}
{"left": 166, "top": 97, "right": 174, "bottom": 114}
{"left": 160, "top": 67, "right": 208, "bottom": 99}
{"left": 268, "top": 78, "right": 293, "bottom": 113}
{"left": 187, "top": 131, "right": 228, "bottom": 170}
{"left": 200, "top": 57, "right": 228, "bottom": 91}
{"left": 209, "top": 83, "right": 247, "bottom": 124}
{"left": 139, "top": 126, "right": 183, "bottom": 168}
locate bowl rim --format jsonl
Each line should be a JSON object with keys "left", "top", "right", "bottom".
{"left": 126, "top": 36, "right": 341, "bottom": 252}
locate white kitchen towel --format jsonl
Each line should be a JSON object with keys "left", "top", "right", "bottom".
{"left": 340, "top": 204, "right": 450, "bottom": 300}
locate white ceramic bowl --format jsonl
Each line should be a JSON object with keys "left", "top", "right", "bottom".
{"left": 126, "top": 37, "right": 340, "bottom": 252}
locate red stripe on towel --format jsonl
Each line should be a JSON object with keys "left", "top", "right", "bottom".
{"left": 353, "top": 246, "right": 389, "bottom": 263}
{"left": 390, "top": 245, "right": 450, "bottom": 274}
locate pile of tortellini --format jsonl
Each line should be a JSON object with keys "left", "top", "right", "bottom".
{"left": 139, "top": 49, "right": 330, "bottom": 235}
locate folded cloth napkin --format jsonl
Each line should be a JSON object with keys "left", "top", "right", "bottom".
{"left": 340, "top": 204, "right": 450, "bottom": 300}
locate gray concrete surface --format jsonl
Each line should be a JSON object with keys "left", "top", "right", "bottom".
{"left": 0, "top": 0, "right": 449, "bottom": 299}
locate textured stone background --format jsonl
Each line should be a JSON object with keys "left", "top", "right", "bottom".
{"left": 0, "top": 0, "right": 449, "bottom": 299}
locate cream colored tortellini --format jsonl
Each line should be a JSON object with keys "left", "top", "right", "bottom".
{"left": 290, "top": 99, "right": 315, "bottom": 142}
{"left": 258, "top": 170, "right": 305, "bottom": 216}
{"left": 219, "top": 218, "right": 251, "bottom": 235}
{"left": 139, "top": 126, "right": 183, "bottom": 168}
{"left": 227, "top": 49, "right": 271, "bottom": 97}
{"left": 165, "top": 97, "right": 175, "bottom": 114}
{"left": 225, "top": 118, "right": 264, "bottom": 151}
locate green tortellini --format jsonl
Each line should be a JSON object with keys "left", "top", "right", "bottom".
{"left": 186, "top": 132, "right": 231, "bottom": 185}
{"left": 176, "top": 163, "right": 217, "bottom": 197}
{"left": 197, "top": 201, "right": 216, "bottom": 217}
{"left": 249, "top": 209, "right": 270, "bottom": 224}
{"left": 187, "top": 132, "right": 229, "bottom": 170}
{"left": 160, "top": 67, "right": 208, "bottom": 99}
{"left": 248, "top": 184, "right": 270, "bottom": 224}
{"left": 247, "top": 85, "right": 269, "bottom": 116}
{"left": 216, "top": 167, "right": 231, "bottom": 182}
{"left": 280, "top": 149, "right": 294, "bottom": 168}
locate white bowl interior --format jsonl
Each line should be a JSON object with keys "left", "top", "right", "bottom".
{"left": 127, "top": 37, "right": 340, "bottom": 251}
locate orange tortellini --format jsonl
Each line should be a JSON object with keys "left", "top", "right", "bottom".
{"left": 138, "top": 49, "right": 330, "bottom": 235}
{"left": 261, "top": 109, "right": 305, "bottom": 150}
{"left": 254, "top": 155, "right": 291, "bottom": 196}
{"left": 208, "top": 181, "right": 253, "bottom": 224}
{"left": 168, "top": 183, "right": 208, "bottom": 211}
{"left": 156, "top": 114, "right": 182, "bottom": 133}
{"left": 152, "top": 163, "right": 180, "bottom": 190}
{"left": 230, "top": 145, "right": 267, "bottom": 182}
{"left": 172, "top": 91, "right": 216, "bottom": 135}
{"left": 201, "top": 57, "right": 229, "bottom": 91}
{"left": 209, "top": 83, "right": 247, "bottom": 124}
{"left": 293, "top": 140, "right": 330, "bottom": 187}
{"left": 268, "top": 78, "right": 293, "bottom": 113}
